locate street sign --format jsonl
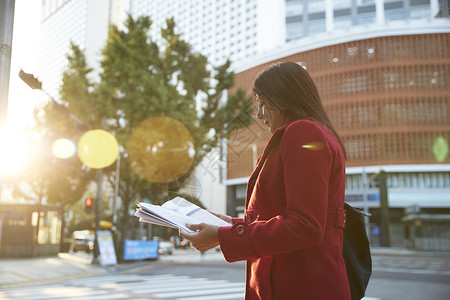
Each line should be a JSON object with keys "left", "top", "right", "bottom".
{"left": 345, "top": 193, "right": 379, "bottom": 202}
{"left": 124, "top": 240, "right": 159, "bottom": 260}
{"left": 97, "top": 230, "right": 117, "bottom": 265}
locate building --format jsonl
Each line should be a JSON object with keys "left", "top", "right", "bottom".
{"left": 224, "top": 1, "right": 450, "bottom": 249}
{"left": 39, "top": 0, "right": 125, "bottom": 100}
{"left": 285, "top": 0, "right": 444, "bottom": 42}
{"left": 0, "top": 204, "right": 63, "bottom": 257}
{"left": 128, "top": 0, "right": 285, "bottom": 67}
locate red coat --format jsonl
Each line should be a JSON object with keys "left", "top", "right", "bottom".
{"left": 218, "top": 120, "right": 351, "bottom": 300}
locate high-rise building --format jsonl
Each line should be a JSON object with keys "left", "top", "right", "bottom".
{"left": 128, "top": 0, "right": 286, "bottom": 66}
{"left": 39, "top": 0, "right": 125, "bottom": 100}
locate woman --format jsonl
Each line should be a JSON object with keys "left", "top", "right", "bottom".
{"left": 181, "top": 61, "right": 351, "bottom": 300}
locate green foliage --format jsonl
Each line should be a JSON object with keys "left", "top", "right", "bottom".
{"left": 18, "top": 15, "right": 252, "bottom": 240}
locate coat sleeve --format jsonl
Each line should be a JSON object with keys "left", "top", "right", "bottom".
{"left": 232, "top": 217, "right": 244, "bottom": 224}
{"left": 218, "top": 121, "right": 332, "bottom": 262}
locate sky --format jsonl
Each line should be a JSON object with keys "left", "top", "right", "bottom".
{"left": 1, "top": 0, "right": 42, "bottom": 176}
{"left": 7, "top": 0, "right": 42, "bottom": 130}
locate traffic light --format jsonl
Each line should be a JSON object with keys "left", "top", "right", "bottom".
{"left": 19, "top": 69, "right": 42, "bottom": 90}
{"left": 85, "top": 197, "right": 93, "bottom": 214}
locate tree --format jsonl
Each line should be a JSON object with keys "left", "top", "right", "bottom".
{"left": 48, "top": 15, "right": 252, "bottom": 257}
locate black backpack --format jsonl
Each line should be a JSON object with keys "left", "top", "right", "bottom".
{"left": 343, "top": 202, "right": 372, "bottom": 300}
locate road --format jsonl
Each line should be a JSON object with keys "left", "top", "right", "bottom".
{"left": 365, "top": 254, "right": 450, "bottom": 300}
{"left": 0, "top": 248, "right": 449, "bottom": 300}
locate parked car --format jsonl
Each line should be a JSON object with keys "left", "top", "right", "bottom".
{"left": 158, "top": 241, "right": 174, "bottom": 255}
{"left": 70, "top": 230, "right": 95, "bottom": 253}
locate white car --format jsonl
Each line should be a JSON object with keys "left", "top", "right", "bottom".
{"left": 158, "top": 241, "right": 174, "bottom": 255}
{"left": 70, "top": 230, "right": 95, "bottom": 253}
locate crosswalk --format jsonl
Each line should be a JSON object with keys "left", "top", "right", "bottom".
{"left": 0, "top": 274, "right": 245, "bottom": 300}
{"left": 0, "top": 274, "right": 382, "bottom": 300}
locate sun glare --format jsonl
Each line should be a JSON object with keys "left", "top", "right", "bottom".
{"left": 0, "top": 129, "right": 30, "bottom": 176}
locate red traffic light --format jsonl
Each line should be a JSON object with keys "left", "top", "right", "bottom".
{"left": 85, "top": 197, "right": 93, "bottom": 213}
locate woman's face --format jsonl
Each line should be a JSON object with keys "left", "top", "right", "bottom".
{"left": 256, "top": 94, "right": 289, "bottom": 133}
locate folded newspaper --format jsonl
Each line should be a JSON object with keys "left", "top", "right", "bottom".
{"left": 134, "top": 197, "right": 231, "bottom": 233}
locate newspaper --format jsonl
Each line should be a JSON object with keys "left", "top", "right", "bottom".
{"left": 134, "top": 197, "right": 230, "bottom": 233}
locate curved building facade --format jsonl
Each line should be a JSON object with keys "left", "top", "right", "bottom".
{"left": 224, "top": 20, "right": 450, "bottom": 248}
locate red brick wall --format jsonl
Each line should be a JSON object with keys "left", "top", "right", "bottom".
{"left": 227, "top": 33, "right": 450, "bottom": 179}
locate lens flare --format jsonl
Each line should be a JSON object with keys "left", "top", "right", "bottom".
{"left": 77, "top": 130, "right": 119, "bottom": 169}
{"left": 127, "top": 116, "right": 195, "bottom": 183}
{"left": 301, "top": 142, "right": 324, "bottom": 150}
{"left": 52, "top": 138, "right": 76, "bottom": 159}
{"left": 0, "top": 130, "right": 29, "bottom": 175}
{"left": 432, "top": 136, "right": 448, "bottom": 163}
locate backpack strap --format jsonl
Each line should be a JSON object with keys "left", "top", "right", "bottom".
{"left": 327, "top": 207, "right": 347, "bottom": 229}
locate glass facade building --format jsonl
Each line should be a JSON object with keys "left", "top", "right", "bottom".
{"left": 286, "top": 0, "right": 444, "bottom": 41}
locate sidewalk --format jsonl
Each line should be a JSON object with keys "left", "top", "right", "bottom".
{"left": 0, "top": 253, "right": 108, "bottom": 287}
{"left": 0, "top": 248, "right": 224, "bottom": 288}
{"left": 0, "top": 247, "right": 448, "bottom": 288}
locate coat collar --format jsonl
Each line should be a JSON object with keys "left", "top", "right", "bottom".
{"left": 245, "top": 121, "right": 293, "bottom": 205}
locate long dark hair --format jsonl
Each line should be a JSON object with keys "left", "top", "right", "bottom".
{"left": 253, "top": 61, "right": 347, "bottom": 158}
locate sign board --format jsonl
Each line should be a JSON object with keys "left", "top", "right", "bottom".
{"left": 124, "top": 239, "right": 159, "bottom": 260}
{"left": 345, "top": 193, "right": 379, "bottom": 202}
{"left": 97, "top": 230, "right": 117, "bottom": 265}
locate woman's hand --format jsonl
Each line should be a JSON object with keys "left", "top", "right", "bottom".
{"left": 208, "top": 211, "right": 232, "bottom": 225}
{"left": 180, "top": 223, "right": 220, "bottom": 253}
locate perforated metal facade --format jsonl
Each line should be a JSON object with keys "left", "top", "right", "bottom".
{"left": 227, "top": 33, "right": 450, "bottom": 180}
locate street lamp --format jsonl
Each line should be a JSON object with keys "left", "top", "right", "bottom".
{"left": 19, "top": 69, "right": 87, "bottom": 130}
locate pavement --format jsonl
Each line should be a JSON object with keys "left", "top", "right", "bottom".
{"left": 0, "top": 248, "right": 225, "bottom": 288}
{"left": 0, "top": 247, "right": 449, "bottom": 288}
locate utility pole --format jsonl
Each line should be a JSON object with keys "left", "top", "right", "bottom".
{"left": 0, "top": 0, "right": 16, "bottom": 201}
{"left": 361, "top": 167, "right": 371, "bottom": 236}
{"left": 91, "top": 169, "right": 103, "bottom": 265}
{"left": 0, "top": 0, "right": 15, "bottom": 130}
{"left": 375, "top": 170, "right": 391, "bottom": 247}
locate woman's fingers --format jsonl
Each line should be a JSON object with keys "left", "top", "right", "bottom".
{"left": 180, "top": 223, "right": 219, "bottom": 252}
{"left": 208, "top": 211, "right": 232, "bottom": 224}
{"left": 186, "top": 223, "right": 202, "bottom": 231}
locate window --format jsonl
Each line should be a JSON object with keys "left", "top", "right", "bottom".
{"left": 309, "top": 20, "right": 326, "bottom": 34}
{"left": 334, "top": 0, "right": 352, "bottom": 9}
{"left": 308, "top": 0, "right": 325, "bottom": 13}
{"left": 286, "top": 15, "right": 303, "bottom": 24}
{"left": 410, "top": 6, "right": 431, "bottom": 19}
{"left": 385, "top": 9, "right": 405, "bottom": 21}
{"left": 357, "top": 0, "right": 374, "bottom": 4}
{"left": 286, "top": 0, "right": 303, "bottom": 17}
{"left": 286, "top": 23, "right": 305, "bottom": 40}
{"left": 334, "top": 16, "right": 352, "bottom": 29}
{"left": 356, "top": 12, "right": 376, "bottom": 24}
